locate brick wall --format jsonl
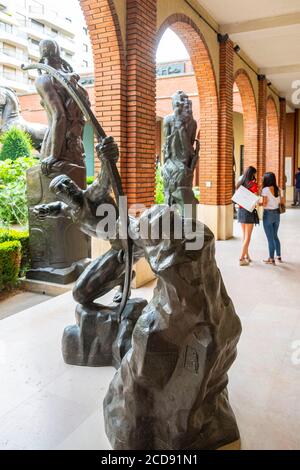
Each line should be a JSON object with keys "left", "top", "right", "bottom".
{"left": 126, "top": 0, "right": 157, "bottom": 207}
{"left": 266, "top": 96, "right": 280, "bottom": 181}
{"left": 219, "top": 36, "right": 234, "bottom": 205}
{"left": 234, "top": 69, "right": 257, "bottom": 170}
{"left": 257, "top": 76, "right": 267, "bottom": 183}
{"left": 279, "top": 98, "right": 286, "bottom": 188}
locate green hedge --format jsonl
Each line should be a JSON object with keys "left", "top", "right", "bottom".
{"left": 0, "top": 240, "right": 21, "bottom": 290}
{"left": 0, "top": 229, "right": 29, "bottom": 277}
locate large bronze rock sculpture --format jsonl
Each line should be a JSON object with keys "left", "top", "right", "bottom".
{"left": 24, "top": 40, "right": 90, "bottom": 284}
{"left": 162, "top": 90, "right": 200, "bottom": 218}
{"left": 103, "top": 205, "right": 242, "bottom": 450}
{"left": 0, "top": 86, "right": 47, "bottom": 150}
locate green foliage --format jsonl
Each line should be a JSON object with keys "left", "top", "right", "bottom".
{"left": 193, "top": 186, "right": 200, "bottom": 201}
{"left": 155, "top": 164, "right": 165, "bottom": 204}
{"left": 0, "top": 229, "right": 30, "bottom": 276}
{"left": 0, "top": 156, "right": 38, "bottom": 226}
{"left": 0, "top": 240, "right": 21, "bottom": 291}
{"left": 0, "top": 127, "right": 33, "bottom": 161}
{"left": 86, "top": 176, "right": 95, "bottom": 185}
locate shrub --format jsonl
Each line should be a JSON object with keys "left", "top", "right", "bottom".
{"left": 0, "top": 229, "right": 30, "bottom": 276}
{"left": 0, "top": 240, "right": 21, "bottom": 291}
{"left": 155, "top": 164, "right": 165, "bottom": 204}
{"left": 0, "top": 156, "right": 38, "bottom": 226}
{"left": 0, "top": 127, "right": 33, "bottom": 161}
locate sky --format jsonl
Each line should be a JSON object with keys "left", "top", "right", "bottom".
{"left": 156, "top": 29, "right": 190, "bottom": 63}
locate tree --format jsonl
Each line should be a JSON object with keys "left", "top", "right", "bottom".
{"left": 0, "top": 127, "right": 33, "bottom": 161}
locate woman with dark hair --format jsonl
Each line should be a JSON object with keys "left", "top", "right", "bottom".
{"left": 261, "top": 172, "right": 285, "bottom": 265}
{"left": 236, "top": 166, "right": 259, "bottom": 266}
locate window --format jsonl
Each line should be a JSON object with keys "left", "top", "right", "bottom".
{"left": 30, "top": 18, "right": 44, "bottom": 32}
{"left": 0, "top": 21, "right": 13, "bottom": 33}
{"left": 83, "top": 60, "right": 88, "bottom": 68}
{"left": 29, "top": 38, "right": 40, "bottom": 46}
{"left": 2, "top": 43, "right": 16, "bottom": 58}
{"left": 16, "top": 13, "right": 26, "bottom": 27}
{"left": 83, "top": 43, "right": 88, "bottom": 52}
{"left": 3, "top": 66, "right": 16, "bottom": 81}
{"left": 83, "top": 27, "right": 88, "bottom": 35}
{"left": 65, "top": 17, "right": 72, "bottom": 23}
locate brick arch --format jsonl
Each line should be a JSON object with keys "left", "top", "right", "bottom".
{"left": 79, "top": 0, "right": 127, "bottom": 180}
{"left": 234, "top": 69, "right": 258, "bottom": 170}
{"left": 266, "top": 96, "right": 280, "bottom": 181}
{"left": 157, "top": 14, "right": 219, "bottom": 205}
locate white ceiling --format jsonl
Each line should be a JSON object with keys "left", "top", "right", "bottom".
{"left": 197, "top": 0, "right": 300, "bottom": 110}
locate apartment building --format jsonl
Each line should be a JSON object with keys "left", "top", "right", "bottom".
{"left": 0, "top": 0, "right": 93, "bottom": 94}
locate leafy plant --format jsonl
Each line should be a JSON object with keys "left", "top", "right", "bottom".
{"left": 155, "top": 164, "right": 165, "bottom": 204}
{"left": 0, "top": 240, "right": 21, "bottom": 291}
{"left": 0, "top": 229, "right": 30, "bottom": 276}
{"left": 0, "top": 156, "right": 38, "bottom": 226}
{"left": 86, "top": 176, "right": 95, "bottom": 185}
{"left": 0, "top": 127, "right": 33, "bottom": 161}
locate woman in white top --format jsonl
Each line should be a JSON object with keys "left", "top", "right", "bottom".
{"left": 261, "top": 172, "right": 285, "bottom": 265}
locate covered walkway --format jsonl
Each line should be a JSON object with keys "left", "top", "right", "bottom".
{"left": 0, "top": 209, "right": 299, "bottom": 450}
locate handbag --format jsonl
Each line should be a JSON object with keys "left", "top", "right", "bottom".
{"left": 253, "top": 208, "right": 260, "bottom": 225}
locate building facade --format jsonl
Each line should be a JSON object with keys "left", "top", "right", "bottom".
{"left": 0, "top": 0, "right": 93, "bottom": 93}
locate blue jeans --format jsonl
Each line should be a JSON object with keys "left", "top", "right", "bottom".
{"left": 263, "top": 209, "right": 281, "bottom": 259}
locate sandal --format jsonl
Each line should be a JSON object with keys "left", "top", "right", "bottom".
{"left": 240, "top": 259, "right": 250, "bottom": 266}
{"left": 263, "top": 258, "right": 276, "bottom": 265}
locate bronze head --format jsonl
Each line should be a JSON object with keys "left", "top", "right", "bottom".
{"left": 49, "top": 174, "right": 83, "bottom": 209}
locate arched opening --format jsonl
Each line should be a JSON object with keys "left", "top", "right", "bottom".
{"left": 156, "top": 14, "right": 219, "bottom": 206}
{"left": 79, "top": 0, "right": 126, "bottom": 179}
{"left": 266, "top": 96, "right": 280, "bottom": 181}
{"left": 233, "top": 70, "right": 258, "bottom": 192}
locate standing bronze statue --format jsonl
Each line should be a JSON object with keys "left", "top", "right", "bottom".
{"left": 162, "top": 90, "right": 200, "bottom": 217}
{"left": 0, "top": 86, "right": 47, "bottom": 150}
{"left": 24, "top": 39, "right": 90, "bottom": 284}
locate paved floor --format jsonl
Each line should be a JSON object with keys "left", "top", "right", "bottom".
{"left": 0, "top": 291, "right": 52, "bottom": 320}
{"left": 0, "top": 209, "right": 299, "bottom": 450}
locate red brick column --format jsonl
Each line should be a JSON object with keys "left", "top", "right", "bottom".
{"left": 257, "top": 75, "right": 267, "bottom": 184}
{"left": 218, "top": 34, "right": 234, "bottom": 205}
{"left": 126, "top": 0, "right": 157, "bottom": 207}
{"left": 279, "top": 98, "right": 286, "bottom": 189}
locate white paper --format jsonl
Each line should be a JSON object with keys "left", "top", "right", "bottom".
{"left": 232, "top": 185, "right": 259, "bottom": 213}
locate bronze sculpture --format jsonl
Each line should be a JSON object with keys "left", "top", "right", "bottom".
{"left": 0, "top": 86, "right": 47, "bottom": 150}
{"left": 24, "top": 39, "right": 90, "bottom": 284}
{"left": 33, "top": 65, "right": 241, "bottom": 449}
{"left": 162, "top": 90, "right": 200, "bottom": 217}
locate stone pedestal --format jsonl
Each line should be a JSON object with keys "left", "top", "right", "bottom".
{"left": 62, "top": 298, "right": 147, "bottom": 368}
{"left": 26, "top": 164, "right": 90, "bottom": 284}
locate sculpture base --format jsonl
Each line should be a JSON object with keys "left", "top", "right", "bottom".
{"left": 217, "top": 439, "right": 241, "bottom": 451}
{"left": 26, "top": 259, "right": 90, "bottom": 285}
{"left": 62, "top": 298, "right": 147, "bottom": 368}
